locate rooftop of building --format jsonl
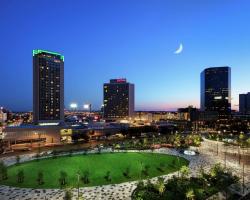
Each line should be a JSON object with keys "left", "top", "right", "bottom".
{"left": 33, "top": 49, "right": 64, "bottom": 61}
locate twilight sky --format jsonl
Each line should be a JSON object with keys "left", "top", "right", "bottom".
{"left": 1, "top": 0, "right": 250, "bottom": 111}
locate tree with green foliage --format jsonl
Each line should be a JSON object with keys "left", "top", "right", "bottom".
{"left": 16, "top": 155, "right": 20, "bottom": 165}
{"left": 68, "top": 149, "right": 73, "bottom": 157}
{"left": 155, "top": 177, "right": 165, "bottom": 196}
{"left": 246, "top": 138, "right": 250, "bottom": 147}
{"left": 0, "top": 161, "right": 8, "bottom": 180}
{"left": 59, "top": 171, "right": 67, "bottom": 187}
{"left": 172, "top": 134, "right": 181, "bottom": 148}
{"left": 142, "top": 165, "right": 150, "bottom": 176}
{"left": 64, "top": 188, "right": 72, "bottom": 200}
{"left": 52, "top": 150, "right": 58, "bottom": 159}
{"left": 35, "top": 153, "right": 40, "bottom": 161}
{"left": 198, "top": 165, "right": 207, "bottom": 189}
{"left": 172, "top": 159, "right": 176, "bottom": 166}
{"left": 157, "top": 162, "right": 165, "bottom": 172}
{"left": 210, "top": 163, "right": 223, "bottom": 178}
{"left": 78, "top": 193, "right": 85, "bottom": 200}
{"left": 37, "top": 170, "right": 44, "bottom": 185}
{"left": 239, "top": 133, "right": 245, "bottom": 146}
{"left": 186, "top": 188, "right": 195, "bottom": 200}
{"left": 143, "top": 138, "right": 148, "bottom": 148}
{"left": 136, "top": 180, "right": 144, "bottom": 190}
{"left": 97, "top": 147, "right": 101, "bottom": 154}
{"left": 123, "top": 166, "right": 131, "bottom": 178}
{"left": 180, "top": 166, "right": 190, "bottom": 179}
{"left": 17, "top": 169, "right": 24, "bottom": 183}
{"left": 81, "top": 170, "right": 90, "bottom": 184}
{"left": 104, "top": 171, "right": 111, "bottom": 182}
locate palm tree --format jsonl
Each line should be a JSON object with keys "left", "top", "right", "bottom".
{"left": 59, "top": 171, "right": 67, "bottom": 187}
{"left": 104, "top": 171, "right": 111, "bottom": 182}
{"left": 35, "top": 153, "right": 40, "bottom": 161}
{"left": 198, "top": 165, "right": 206, "bottom": 189}
{"left": 16, "top": 155, "right": 20, "bottom": 165}
{"left": 239, "top": 133, "right": 245, "bottom": 146}
{"left": 0, "top": 161, "right": 8, "bottom": 180}
{"left": 180, "top": 166, "right": 190, "bottom": 179}
{"left": 123, "top": 167, "right": 131, "bottom": 178}
{"left": 186, "top": 188, "right": 195, "bottom": 200}
{"left": 64, "top": 188, "right": 72, "bottom": 200}
{"left": 81, "top": 170, "right": 90, "bottom": 184}
{"left": 173, "top": 134, "right": 181, "bottom": 148}
{"left": 155, "top": 177, "right": 165, "bottom": 196}
{"left": 78, "top": 193, "right": 85, "bottom": 200}
{"left": 142, "top": 165, "right": 150, "bottom": 176}
{"left": 246, "top": 138, "right": 250, "bottom": 148}
{"left": 17, "top": 169, "right": 24, "bottom": 183}
{"left": 37, "top": 170, "right": 44, "bottom": 185}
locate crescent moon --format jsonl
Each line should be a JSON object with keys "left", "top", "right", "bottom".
{"left": 174, "top": 43, "right": 183, "bottom": 54}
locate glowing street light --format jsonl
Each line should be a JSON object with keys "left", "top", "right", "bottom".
{"left": 70, "top": 103, "right": 78, "bottom": 111}
{"left": 83, "top": 103, "right": 91, "bottom": 113}
{"left": 83, "top": 104, "right": 90, "bottom": 109}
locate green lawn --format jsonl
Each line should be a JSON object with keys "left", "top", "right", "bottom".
{"left": 0, "top": 152, "right": 188, "bottom": 189}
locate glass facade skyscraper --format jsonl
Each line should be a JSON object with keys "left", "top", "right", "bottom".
{"left": 200, "top": 67, "right": 231, "bottom": 117}
{"left": 33, "top": 50, "right": 64, "bottom": 124}
{"left": 239, "top": 93, "right": 250, "bottom": 114}
{"left": 103, "top": 79, "right": 134, "bottom": 119}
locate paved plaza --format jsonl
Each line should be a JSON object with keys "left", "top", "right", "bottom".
{"left": 0, "top": 139, "right": 249, "bottom": 200}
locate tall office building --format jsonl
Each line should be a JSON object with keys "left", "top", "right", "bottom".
{"left": 33, "top": 50, "right": 64, "bottom": 124}
{"left": 239, "top": 93, "right": 250, "bottom": 114}
{"left": 103, "top": 79, "right": 134, "bottom": 119}
{"left": 200, "top": 67, "right": 231, "bottom": 117}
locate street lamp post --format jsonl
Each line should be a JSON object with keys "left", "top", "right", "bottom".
{"left": 140, "top": 161, "right": 143, "bottom": 180}
{"left": 216, "top": 138, "right": 219, "bottom": 156}
{"left": 224, "top": 145, "right": 227, "bottom": 169}
{"left": 242, "top": 150, "right": 245, "bottom": 195}
{"left": 38, "top": 132, "right": 41, "bottom": 155}
{"left": 76, "top": 172, "right": 80, "bottom": 199}
{"left": 34, "top": 132, "right": 41, "bottom": 156}
{"left": 238, "top": 145, "right": 241, "bottom": 165}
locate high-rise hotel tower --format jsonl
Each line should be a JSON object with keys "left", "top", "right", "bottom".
{"left": 33, "top": 50, "right": 64, "bottom": 124}
{"left": 103, "top": 79, "right": 134, "bottom": 119}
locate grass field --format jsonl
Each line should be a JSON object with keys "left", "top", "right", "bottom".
{"left": 0, "top": 152, "right": 188, "bottom": 189}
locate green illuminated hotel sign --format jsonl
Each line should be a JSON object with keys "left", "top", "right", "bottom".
{"left": 33, "top": 49, "right": 64, "bottom": 61}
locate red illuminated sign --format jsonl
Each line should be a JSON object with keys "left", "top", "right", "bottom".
{"left": 116, "top": 79, "right": 126, "bottom": 83}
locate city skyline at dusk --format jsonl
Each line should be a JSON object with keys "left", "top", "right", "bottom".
{"left": 1, "top": 1, "right": 250, "bottom": 199}
{"left": 1, "top": 0, "right": 250, "bottom": 111}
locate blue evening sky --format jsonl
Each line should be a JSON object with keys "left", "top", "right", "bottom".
{"left": 0, "top": 0, "right": 250, "bottom": 111}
